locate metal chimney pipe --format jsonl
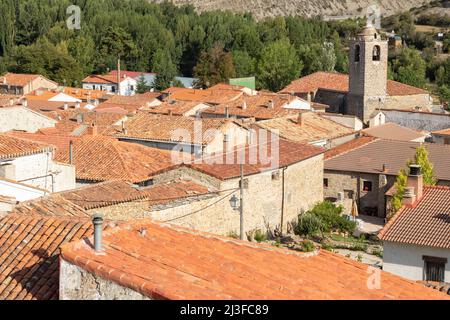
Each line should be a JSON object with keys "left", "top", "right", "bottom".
{"left": 92, "top": 213, "right": 104, "bottom": 252}
{"left": 69, "top": 140, "right": 73, "bottom": 165}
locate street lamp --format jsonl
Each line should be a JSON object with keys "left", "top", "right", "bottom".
{"left": 229, "top": 194, "right": 240, "bottom": 211}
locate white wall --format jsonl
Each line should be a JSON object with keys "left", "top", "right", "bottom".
{"left": 0, "top": 106, "right": 57, "bottom": 133}
{"left": 0, "top": 179, "right": 46, "bottom": 201}
{"left": 383, "top": 241, "right": 450, "bottom": 282}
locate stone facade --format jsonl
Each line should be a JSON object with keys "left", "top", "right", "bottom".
{"left": 383, "top": 109, "right": 450, "bottom": 132}
{"left": 89, "top": 155, "right": 324, "bottom": 236}
{"left": 60, "top": 259, "right": 150, "bottom": 300}
{"left": 0, "top": 106, "right": 57, "bottom": 133}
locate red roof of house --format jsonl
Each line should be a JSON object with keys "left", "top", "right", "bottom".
{"left": 0, "top": 73, "right": 49, "bottom": 87}
{"left": 0, "top": 134, "right": 53, "bottom": 160}
{"left": 60, "top": 219, "right": 449, "bottom": 300}
{"left": 379, "top": 186, "right": 450, "bottom": 249}
{"left": 280, "top": 71, "right": 428, "bottom": 96}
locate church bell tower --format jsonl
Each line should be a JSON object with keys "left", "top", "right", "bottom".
{"left": 347, "top": 22, "right": 388, "bottom": 124}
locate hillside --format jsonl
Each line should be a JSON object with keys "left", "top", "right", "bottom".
{"left": 151, "top": 0, "right": 434, "bottom": 20}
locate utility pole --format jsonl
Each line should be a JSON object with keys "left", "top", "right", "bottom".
{"left": 239, "top": 162, "right": 244, "bottom": 240}
{"left": 117, "top": 56, "right": 121, "bottom": 96}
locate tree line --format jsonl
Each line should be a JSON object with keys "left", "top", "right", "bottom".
{"left": 0, "top": 0, "right": 448, "bottom": 98}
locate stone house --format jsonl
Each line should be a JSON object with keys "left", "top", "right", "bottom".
{"left": 280, "top": 24, "right": 433, "bottom": 124}
{"left": 0, "top": 135, "right": 75, "bottom": 193}
{"left": 58, "top": 217, "right": 449, "bottom": 300}
{"left": 324, "top": 137, "right": 450, "bottom": 218}
{"left": 361, "top": 122, "right": 428, "bottom": 142}
{"left": 0, "top": 73, "right": 58, "bottom": 95}
{"left": 0, "top": 105, "right": 57, "bottom": 133}
{"left": 381, "top": 109, "right": 450, "bottom": 132}
{"left": 379, "top": 166, "right": 450, "bottom": 284}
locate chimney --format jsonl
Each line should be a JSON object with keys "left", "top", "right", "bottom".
{"left": 75, "top": 101, "right": 81, "bottom": 109}
{"left": 267, "top": 100, "right": 274, "bottom": 109}
{"left": 242, "top": 102, "right": 247, "bottom": 110}
{"left": 76, "top": 113, "right": 84, "bottom": 124}
{"left": 297, "top": 113, "right": 304, "bottom": 126}
{"left": 168, "top": 109, "right": 173, "bottom": 116}
{"left": 92, "top": 213, "right": 104, "bottom": 252}
{"left": 402, "top": 187, "right": 416, "bottom": 206}
{"left": 407, "top": 164, "right": 423, "bottom": 202}
{"left": 21, "top": 98, "right": 28, "bottom": 108}
{"left": 69, "top": 140, "right": 74, "bottom": 164}
{"left": 63, "top": 102, "right": 69, "bottom": 110}
{"left": 307, "top": 92, "right": 312, "bottom": 102}
{"left": 225, "top": 107, "right": 229, "bottom": 118}
{"left": 88, "top": 124, "right": 98, "bottom": 136}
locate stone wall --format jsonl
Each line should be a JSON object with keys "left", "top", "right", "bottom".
{"left": 384, "top": 94, "right": 432, "bottom": 112}
{"left": 60, "top": 259, "right": 150, "bottom": 300}
{"left": 324, "top": 170, "right": 396, "bottom": 217}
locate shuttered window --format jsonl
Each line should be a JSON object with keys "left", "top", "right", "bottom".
{"left": 423, "top": 256, "right": 447, "bottom": 282}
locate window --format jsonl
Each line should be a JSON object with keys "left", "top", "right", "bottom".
{"left": 363, "top": 181, "right": 372, "bottom": 192}
{"left": 423, "top": 256, "right": 447, "bottom": 282}
{"left": 444, "top": 138, "right": 450, "bottom": 145}
{"left": 372, "top": 45, "right": 381, "bottom": 61}
{"left": 323, "top": 178, "right": 329, "bottom": 188}
{"left": 354, "top": 44, "right": 360, "bottom": 62}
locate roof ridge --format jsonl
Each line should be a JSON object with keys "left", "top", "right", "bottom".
{"left": 326, "top": 137, "right": 378, "bottom": 160}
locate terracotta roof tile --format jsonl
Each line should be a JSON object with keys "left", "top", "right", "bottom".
{"left": 379, "top": 186, "right": 450, "bottom": 249}
{"left": 0, "top": 134, "right": 53, "bottom": 160}
{"left": 0, "top": 214, "right": 105, "bottom": 300}
{"left": 0, "top": 73, "right": 42, "bottom": 87}
{"left": 202, "top": 93, "right": 306, "bottom": 120}
{"left": 82, "top": 74, "right": 120, "bottom": 84}
{"left": 56, "top": 135, "right": 176, "bottom": 183}
{"left": 146, "top": 100, "right": 208, "bottom": 116}
{"left": 324, "top": 136, "right": 377, "bottom": 160}
{"left": 325, "top": 139, "right": 450, "bottom": 181}
{"left": 257, "top": 113, "right": 354, "bottom": 143}
{"left": 362, "top": 123, "right": 427, "bottom": 142}
{"left": 280, "top": 71, "right": 428, "bottom": 96}
{"left": 432, "top": 127, "right": 450, "bottom": 136}
{"left": 60, "top": 220, "right": 449, "bottom": 300}
{"left": 117, "top": 113, "right": 236, "bottom": 145}
{"left": 163, "top": 87, "right": 243, "bottom": 105}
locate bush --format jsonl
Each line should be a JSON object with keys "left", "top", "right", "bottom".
{"left": 295, "top": 201, "right": 356, "bottom": 236}
{"left": 300, "top": 240, "right": 315, "bottom": 252}
{"left": 295, "top": 212, "right": 325, "bottom": 236}
{"left": 253, "top": 229, "right": 267, "bottom": 243}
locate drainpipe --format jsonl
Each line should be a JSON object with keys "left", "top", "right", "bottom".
{"left": 92, "top": 214, "right": 104, "bottom": 252}
{"left": 280, "top": 167, "right": 286, "bottom": 235}
{"left": 69, "top": 140, "right": 73, "bottom": 165}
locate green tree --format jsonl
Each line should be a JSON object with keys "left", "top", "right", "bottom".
{"left": 232, "top": 50, "right": 256, "bottom": 77}
{"left": 136, "top": 74, "right": 150, "bottom": 94}
{"left": 414, "top": 145, "right": 436, "bottom": 185}
{"left": 193, "top": 43, "right": 235, "bottom": 88}
{"left": 391, "top": 48, "right": 427, "bottom": 88}
{"left": 152, "top": 48, "right": 178, "bottom": 91}
{"left": 389, "top": 168, "right": 408, "bottom": 216}
{"left": 257, "top": 39, "right": 302, "bottom": 92}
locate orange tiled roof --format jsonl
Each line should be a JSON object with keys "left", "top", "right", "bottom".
{"left": 163, "top": 87, "right": 244, "bottom": 105}
{"left": 256, "top": 113, "right": 354, "bottom": 143}
{"left": 117, "top": 113, "right": 236, "bottom": 145}
{"left": 62, "top": 87, "right": 109, "bottom": 101}
{"left": 202, "top": 93, "right": 306, "bottom": 120}
{"left": 432, "top": 127, "right": 450, "bottom": 136}
{"left": 146, "top": 100, "right": 208, "bottom": 116}
{"left": 280, "top": 71, "right": 428, "bottom": 96}
{"left": 379, "top": 186, "right": 450, "bottom": 249}
{"left": 56, "top": 135, "right": 177, "bottom": 183}
{"left": 10, "top": 194, "right": 89, "bottom": 218}
{"left": 58, "top": 179, "right": 211, "bottom": 210}
{"left": 188, "top": 128, "right": 325, "bottom": 180}
{"left": 60, "top": 220, "right": 449, "bottom": 300}
{"left": 0, "top": 134, "right": 53, "bottom": 160}
{"left": 82, "top": 74, "right": 120, "bottom": 84}
{"left": 0, "top": 214, "right": 101, "bottom": 300}
{"left": 95, "top": 94, "right": 161, "bottom": 114}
